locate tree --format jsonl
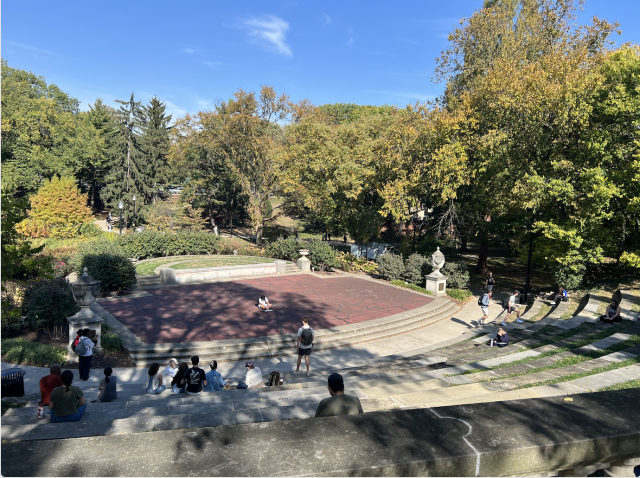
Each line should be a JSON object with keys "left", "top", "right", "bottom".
{"left": 16, "top": 176, "right": 94, "bottom": 238}
{"left": 139, "top": 96, "right": 172, "bottom": 205}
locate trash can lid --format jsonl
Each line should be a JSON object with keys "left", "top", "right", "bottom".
{"left": 1, "top": 369, "right": 23, "bottom": 377}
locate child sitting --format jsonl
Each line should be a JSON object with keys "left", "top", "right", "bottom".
{"left": 258, "top": 295, "right": 272, "bottom": 311}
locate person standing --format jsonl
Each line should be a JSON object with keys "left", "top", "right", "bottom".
{"left": 343, "top": 234, "right": 347, "bottom": 244}
{"left": 315, "top": 373, "right": 363, "bottom": 418}
{"left": 77, "top": 329, "right": 95, "bottom": 381}
{"left": 478, "top": 291, "right": 490, "bottom": 326}
{"left": 181, "top": 356, "right": 207, "bottom": 396}
{"left": 296, "top": 317, "right": 314, "bottom": 375}
{"left": 503, "top": 290, "right": 522, "bottom": 325}
{"left": 213, "top": 224, "right": 219, "bottom": 236}
{"left": 486, "top": 272, "right": 496, "bottom": 298}
{"left": 39, "top": 364, "right": 63, "bottom": 408}
{"left": 107, "top": 212, "right": 113, "bottom": 233}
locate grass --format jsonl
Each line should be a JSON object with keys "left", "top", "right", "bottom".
{"left": 1, "top": 338, "right": 68, "bottom": 367}
{"left": 632, "top": 304, "right": 640, "bottom": 313}
{"left": 1, "top": 401, "right": 27, "bottom": 417}
{"left": 136, "top": 258, "right": 186, "bottom": 276}
{"left": 31, "top": 236, "right": 91, "bottom": 250}
{"left": 597, "top": 379, "right": 640, "bottom": 391}
{"left": 391, "top": 280, "right": 433, "bottom": 295}
{"left": 447, "top": 289, "right": 473, "bottom": 301}
{"left": 170, "top": 258, "right": 274, "bottom": 270}
{"left": 532, "top": 303, "right": 552, "bottom": 321}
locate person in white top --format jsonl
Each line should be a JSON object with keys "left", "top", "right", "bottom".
{"left": 162, "top": 358, "right": 178, "bottom": 389}
{"left": 78, "top": 329, "right": 95, "bottom": 381}
{"left": 296, "top": 317, "right": 314, "bottom": 375}
{"left": 237, "top": 362, "right": 264, "bottom": 389}
{"left": 258, "top": 295, "right": 272, "bottom": 311}
{"left": 145, "top": 363, "right": 167, "bottom": 394}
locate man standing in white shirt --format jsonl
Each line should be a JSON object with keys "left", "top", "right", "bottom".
{"left": 78, "top": 329, "right": 95, "bottom": 381}
{"left": 296, "top": 317, "right": 314, "bottom": 375}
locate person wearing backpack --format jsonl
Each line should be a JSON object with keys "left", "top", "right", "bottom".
{"left": 486, "top": 272, "right": 496, "bottom": 298}
{"left": 180, "top": 356, "right": 207, "bottom": 396}
{"left": 76, "top": 329, "right": 95, "bottom": 381}
{"left": 296, "top": 316, "right": 314, "bottom": 375}
{"left": 477, "top": 291, "right": 491, "bottom": 326}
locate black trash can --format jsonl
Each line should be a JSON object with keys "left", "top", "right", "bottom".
{"left": 1, "top": 369, "right": 25, "bottom": 398}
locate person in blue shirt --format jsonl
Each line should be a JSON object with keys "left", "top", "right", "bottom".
{"left": 203, "top": 360, "right": 228, "bottom": 392}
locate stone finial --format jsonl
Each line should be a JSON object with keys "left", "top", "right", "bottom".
{"left": 83, "top": 267, "right": 88, "bottom": 276}
{"left": 431, "top": 247, "right": 445, "bottom": 275}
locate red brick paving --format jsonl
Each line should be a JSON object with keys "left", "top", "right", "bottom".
{"left": 100, "top": 275, "right": 433, "bottom": 343}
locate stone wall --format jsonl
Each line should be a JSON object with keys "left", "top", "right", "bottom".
{"left": 160, "top": 261, "right": 285, "bottom": 284}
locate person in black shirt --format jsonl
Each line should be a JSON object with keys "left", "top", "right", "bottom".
{"left": 181, "top": 356, "right": 207, "bottom": 396}
{"left": 486, "top": 272, "right": 496, "bottom": 298}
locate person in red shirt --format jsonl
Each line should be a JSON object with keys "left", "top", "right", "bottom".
{"left": 39, "top": 364, "right": 63, "bottom": 406}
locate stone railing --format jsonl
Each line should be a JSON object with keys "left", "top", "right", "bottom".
{"left": 158, "top": 260, "right": 287, "bottom": 284}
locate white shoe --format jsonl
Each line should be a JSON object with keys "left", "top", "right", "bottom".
{"left": 516, "top": 319, "right": 523, "bottom": 323}
{"left": 500, "top": 321, "right": 506, "bottom": 326}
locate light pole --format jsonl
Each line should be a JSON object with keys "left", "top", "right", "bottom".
{"left": 132, "top": 195, "right": 136, "bottom": 228}
{"left": 118, "top": 201, "right": 124, "bottom": 235}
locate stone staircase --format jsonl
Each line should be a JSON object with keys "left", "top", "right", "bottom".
{"left": 135, "top": 274, "right": 163, "bottom": 288}
{"left": 125, "top": 297, "right": 459, "bottom": 365}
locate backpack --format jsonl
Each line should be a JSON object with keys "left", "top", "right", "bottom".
{"left": 75, "top": 337, "right": 87, "bottom": 355}
{"left": 480, "top": 293, "right": 490, "bottom": 307}
{"left": 188, "top": 368, "right": 201, "bottom": 385}
{"left": 268, "top": 370, "right": 281, "bottom": 387}
{"left": 502, "top": 298, "right": 509, "bottom": 310}
{"left": 72, "top": 336, "right": 80, "bottom": 352}
{"left": 300, "top": 328, "right": 313, "bottom": 346}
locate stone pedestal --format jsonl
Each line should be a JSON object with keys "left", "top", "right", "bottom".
{"left": 68, "top": 267, "right": 104, "bottom": 353}
{"left": 297, "top": 249, "right": 311, "bottom": 272}
{"left": 425, "top": 273, "right": 447, "bottom": 297}
{"left": 67, "top": 313, "right": 104, "bottom": 354}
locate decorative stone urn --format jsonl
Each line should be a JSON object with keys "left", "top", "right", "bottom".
{"left": 67, "top": 267, "right": 104, "bottom": 353}
{"left": 425, "top": 247, "right": 448, "bottom": 296}
{"left": 297, "top": 249, "right": 311, "bottom": 272}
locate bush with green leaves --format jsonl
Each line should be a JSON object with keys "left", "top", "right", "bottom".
{"left": 78, "top": 222, "right": 102, "bottom": 237}
{"left": 264, "top": 237, "right": 304, "bottom": 261}
{"left": 80, "top": 254, "right": 137, "bottom": 293}
{"left": 447, "top": 289, "right": 473, "bottom": 301}
{"left": 22, "top": 278, "right": 79, "bottom": 330}
{"left": 306, "top": 239, "right": 339, "bottom": 271}
{"left": 101, "top": 333, "right": 124, "bottom": 352}
{"left": 441, "top": 261, "right": 470, "bottom": 289}
{"left": 377, "top": 253, "right": 405, "bottom": 281}
{"left": 550, "top": 262, "right": 585, "bottom": 291}
{"left": 117, "top": 231, "right": 220, "bottom": 259}
{"left": 403, "top": 253, "right": 428, "bottom": 284}
{"left": 1, "top": 338, "right": 68, "bottom": 366}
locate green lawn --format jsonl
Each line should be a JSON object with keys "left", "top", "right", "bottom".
{"left": 136, "top": 258, "right": 186, "bottom": 276}
{"left": 170, "top": 258, "right": 274, "bottom": 270}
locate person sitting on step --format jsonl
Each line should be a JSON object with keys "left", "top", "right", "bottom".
{"left": 204, "top": 360, "right": 228, "bottom": 392}
{"left": 237, "top": 362, "right": 264, "bottom": 389}
{"left": 490, "top": 328, "right": 509, "bottom": 348}
{"left": 181, "top": 356, "right": 207, "bottom": 396}
{"left": 49, "top": 370, "right": 87, "bottom": 423}
{"left": 93, "top": 367, "right": 118, "bottom": 403}
{"left": 171, "top": 362, "right": 189, "bottom": 394}
{"left": 145, "top": 362, "right": 167, "bottom": 395}
{"left": 552, "top": 287, "right": 568, "bottom": 306}
{"left": 39, "top": 364, "right": 62, "bottom": 410}
{"left": 162, "top": 358, "right": 178, "bottom": 389}
{"left": 599, "top": 300, "right": 622, "bottom": 324}
{"left": 315, "top": 373, "right": 363, "bottom": 418}
{"left": 258, "top": 295, "right": 272, "bottom": 311}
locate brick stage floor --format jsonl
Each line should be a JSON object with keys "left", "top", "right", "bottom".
{"left": 100, "top": 275, "right": 433, "bottom": 343}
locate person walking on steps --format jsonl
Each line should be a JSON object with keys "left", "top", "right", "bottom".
{"left": 478, "top": 290, "right": 490, "bottom": 326}
{"left": 296, "top": 317, "right": 314, "bottom": 375}
{"left": 502, "top": 290, "right": 523, "bottom": 326}
{"left": 486, "top": 272, "right": 496, "bottom": 298}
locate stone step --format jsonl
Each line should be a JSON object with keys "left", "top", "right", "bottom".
{"left": 128, "top": 300, "right": 459, "bottom": 365}
{"left": 620, "top": 290, "right": 639, "bottom": 322}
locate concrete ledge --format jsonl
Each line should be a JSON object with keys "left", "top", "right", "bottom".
{"left": 2, "top": 389, "right": 639, "bottom": 476}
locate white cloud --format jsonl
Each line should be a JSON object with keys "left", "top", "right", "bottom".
{"left": 241, "top": 15, "right": 292, "bottom": 57}
{"left": 163, "top": 100, "right": 189, "bottom": 121}
{"left": 321, "top": 12, "right": 331, "bottom": 25}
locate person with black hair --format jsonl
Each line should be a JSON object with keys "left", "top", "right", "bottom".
{"left": 236, "top": 362, "right": 264, "bottom": 389}
{"left": 315, "top": 373, "right": 363, "bottom": 418}
{"left": 258, "top": 295, "right": 272, "bottom": 311}
{"left": 146, "top": 363, "right": 167, "bottom": 394}
{"left": 180, "top": 356, "right": 207, "bottom": 395}
{"left": 204, "top": 360, "right": 228, "bottom": 392}
{"left": 600, "top": 300, "right": 622, "bottom": 324}
{"left": 296, "top": 317, "right": 314, "bottom": 375}
{"left": 171, "top": 362, "right": 189, "bottom": 394}
{"left": 39, "top": 364, "right": 62, "bottom": 408}
{"left": 77, "top": 328, "right": 96, "bottom": 381}
{"left": 49, "top": 370, "right": 86, "bottom": 423}
{"left": 93, "top": 367, "right": 117, "bottom": 402}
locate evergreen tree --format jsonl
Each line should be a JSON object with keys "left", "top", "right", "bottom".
{"left": 139, "top": 97, "right": 172, "bottom": 204}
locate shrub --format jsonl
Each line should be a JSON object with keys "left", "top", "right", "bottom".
{"left": 336, "top": 252, "right": 378, "bottom": 273}
{"left": 219, "top": 238, "right": 263, "bottom": 256}
{"left": 78, "top": 222, "right": 102, "bottom": 237}
{"left": 16, "top": 176, "right": 94, "bottom": 238}
{"left": 447, "top": 289, "right": 473, "bottom": 301}
{"left": 403, "top": 253, "right": 428, "bottom": 284}
{"left": 117, "top": 231, "right": 171, "bottom": 259}
{"left": 101, "top": 333, "right": 124, "bottom": 352}
{"left": 80, "top": 254, "right": 137, "bottom": 293}
{"left": 164, "top": 231, "right": 220, "bottom": 256}
{"left": 1, "top": 338, "right": 68, "bottom": 366}
{"left": 307, "top": 239, "right": 339, "bottom": 271}
{"left": 441, "top": 261, "right": 470, "bottom": 289}
{"left": 619, "top": 251, "right": 640, "bottom": 269}
{"left": 551, "top": 262, "right": 585, "bottom": 291}
{"left": 378, "top": 253, "right": 405, "bottom": 281}
{"left": 264, "top": 237, "right": 304, "bottom": 261}
{"left": 22, "top": 278, "right": 79, "bottom": 330}
{"left": 391, "top": 280, "right": 433, "bottom": 295}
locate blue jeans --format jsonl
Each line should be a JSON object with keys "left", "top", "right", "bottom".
{"left": 236, "top": 382, "right": 248, "bottom": 389}
{"left": 49, "top": 404, "right": 87, "bottom": 423}
{"left": 146, "top": 385, "right": 166, "bottom": 395}
{"left": 172, "top": 384, "right": 185, "bottom": 394}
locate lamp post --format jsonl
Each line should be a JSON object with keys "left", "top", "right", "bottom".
{"left": 132, "top": 194, "right": 136, "bottom": 228}
{"left": 118, "top": 201, "right": 124, "bottom": 235}
{"left": 523, "top": 209, "right": 537, "bottom": 304}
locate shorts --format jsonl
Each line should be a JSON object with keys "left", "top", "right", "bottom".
{"left": 298, "top": 347, "right": 312, "bottom": 356}
{"left": 487, "top": 285, "right": 493, "bottom": 290}
{"left": 481, "top": 307, "right": 489, "bottom": 315}
{"left": 508, "top": 306, "right": 518, "bottom": 313}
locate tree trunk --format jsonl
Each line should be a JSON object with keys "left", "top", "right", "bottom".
{"left": 619, "top": 214, "right": 627, "bottom": 262}
{"left": 254, "top": 200, "right": 263, "bottom": 246}
{"left": 460, "top": 235, "right": 468, "bottom": 253}
{"left": 475, "top": 235, "right": 489, "bottom": 275}
{"left": 91, "top": 179, "right": 96, "bottom": 208}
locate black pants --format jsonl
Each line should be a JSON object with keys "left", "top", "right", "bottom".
{"left": 79, "top": 355, "right": 92, "bottom": 380}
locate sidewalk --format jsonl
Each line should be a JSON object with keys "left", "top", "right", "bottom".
{"left": 1, "top": 287, "right": 512, "bottom": 399}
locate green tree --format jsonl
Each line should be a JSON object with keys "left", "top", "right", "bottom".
{"left": 139, "top": 96, "right": 172, "bottom": 205}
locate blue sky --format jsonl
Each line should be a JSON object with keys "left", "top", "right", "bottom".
{"left": 3, "top": 0, "right": 639, "bottom": 120}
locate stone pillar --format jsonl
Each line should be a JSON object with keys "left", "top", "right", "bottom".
{"left": 297, "top": 249, "right": 311, "bottom": 272}
{"left": 425, "top": 247, "right": 447, "bottom": 297}
{"left": 607, "top": 457, "right": 640, "bottom": 477}
{"left": 68, "top": 268, "right": 104, "bottom": 353}
{"left": 274, "top": 260, "right": 287, "bottom": 274}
